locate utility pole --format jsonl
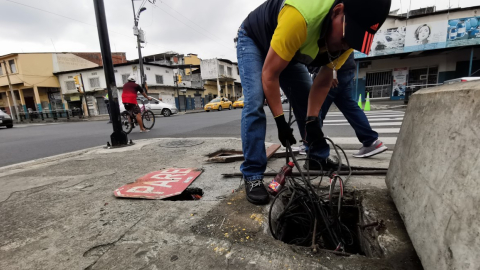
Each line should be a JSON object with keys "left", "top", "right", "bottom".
{"left": 93, "top": 0, "right": 128, "bottom": 146}
{"left": 3, "top": 60, "right": 20, "bottom": 121}
{"left": 131, "top": 0, "right": 146, "bottom": 87}
{"left": 79, "top": 73, "right": 89, "bottom": 117}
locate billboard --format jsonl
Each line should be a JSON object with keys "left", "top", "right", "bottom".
{"left": 392, "top": 68, "right": 408, "bottom": 100}
{"left": 404, "top": 21, "right": 448, "bottom": 51}
{"left": 446, "top": 17, "right": 480, "bottom": 47}
{"left": 353, "top": 16, "right": 480, "bottom": 59}
{"left": 368, "top": 27, "right": 406, "bottom": 56}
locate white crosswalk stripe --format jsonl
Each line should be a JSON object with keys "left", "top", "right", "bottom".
{"left": 324, "top": 117, "right": 403, "bottom": 123}
{"left": 323, "top": 109, "right": 405, "bottom": 149}
{"left": 329, "top": 137, "right": 397, "bottom": 145}
{"left": 325, "top": 122, "right": 402, "bottom": 126}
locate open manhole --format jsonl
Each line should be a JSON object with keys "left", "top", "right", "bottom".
{"left": 269, "top": 189, "right": 383, "bottom": 257}
{"left": 164, "top": 187, "right": 204, "bottom": 201}
{"left": 159, "top": 140, "right": 204, "bottom": 148}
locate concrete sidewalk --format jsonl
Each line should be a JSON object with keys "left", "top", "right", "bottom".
{"left": 0, "top": 138, "right": 421, "bottom": 270}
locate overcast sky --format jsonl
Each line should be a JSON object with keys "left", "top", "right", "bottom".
{"left": 0, "top": 0, "right": 478, "bottom": 62}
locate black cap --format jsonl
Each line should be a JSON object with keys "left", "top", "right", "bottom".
{"left": 343, "top": 0, "right": 391, "bottom": 54}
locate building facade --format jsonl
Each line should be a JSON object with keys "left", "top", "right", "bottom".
{"left": 200, "top": 58, "right": 242, "bottom": 103}
{"left": 0, "top": 52, "right": 126, "bottom": 118}
{"left": 353, "top": 6, "right": 480, "bottom": 100}
{"left": 55, "top": 61, "right": 208, "bottom": 114}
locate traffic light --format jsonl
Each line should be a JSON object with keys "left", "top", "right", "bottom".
{"left": 74, "top": 76, "right": 80, "bottom": 86}
{"left": 178, "top": 74, "right": 182, "bottom": 83}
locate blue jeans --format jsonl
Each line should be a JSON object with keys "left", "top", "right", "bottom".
{"left": 237, "top": 25, "right": 324, "bottom": 181}
{"left": 319, "top": 69, "right": 378, "bottom": 149}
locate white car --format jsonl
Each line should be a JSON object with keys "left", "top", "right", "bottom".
{"left": 444, "top": 77, "right": 480, "bottom": 85}
{"left": 119, "top": 97, "right": 178, "bottom": 117}
{"left": 144, "top": 97, "right": 178, "bottom": 117}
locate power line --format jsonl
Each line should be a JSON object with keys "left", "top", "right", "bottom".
{"left": 156, "top": 0, "right": 233, "bottom": 48}
{"left": 3, "top": 0, "right": 166, "bottom": 55}
{"left": 150, "top": 4, "right": 233, "bottom": 54}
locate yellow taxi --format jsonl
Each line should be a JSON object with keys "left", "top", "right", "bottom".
{"left": 232, "top": 96, "right": 244, "bottom": 109}
{"left": 204, "top": 97, "right": 233, "bottom": 112}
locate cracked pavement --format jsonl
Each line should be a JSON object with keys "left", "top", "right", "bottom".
{"left": 0, "top": 138, "right": 420, "bottom": 270}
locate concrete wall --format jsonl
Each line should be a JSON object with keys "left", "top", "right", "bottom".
{"left": 200, "top": 59, "right": 218, "bottom": 80}
{"left": 386, "top": 81, "right": 480, "bottom": 270}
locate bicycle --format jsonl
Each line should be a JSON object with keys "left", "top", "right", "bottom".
{"left": 120, "top": 98, "right": 155, "bottom": 134}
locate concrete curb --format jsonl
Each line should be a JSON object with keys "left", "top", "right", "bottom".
{"left": 0, "top": 137, "right": 242, "bottom": 176}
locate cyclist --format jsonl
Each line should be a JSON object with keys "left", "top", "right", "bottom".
{"left": 121, "top": 75, "right": 152, "bottom": 133}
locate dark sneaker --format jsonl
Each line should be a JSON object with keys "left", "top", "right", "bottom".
{"left": 303, "top": 156, "right": 350, "bottom": 171}
{"left": 353, "top": 140, "right": 388, "bottom": 158}
{"left": 244, "top": 179, "right": 270, "bottom": 205}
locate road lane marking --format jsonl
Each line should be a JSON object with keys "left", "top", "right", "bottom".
{"left": 327, "top": 137, "right": 397, "bottom": 145}
{"left": 325, "top": 122, "right": 402, "bottom": 126}
{"left": 324, "top": 117, "right": 403, "bottom": 123}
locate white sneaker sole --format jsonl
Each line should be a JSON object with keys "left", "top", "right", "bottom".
{"left": 353, "top": 145, "right": 388, "bottom": 158}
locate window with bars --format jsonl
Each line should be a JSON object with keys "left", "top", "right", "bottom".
{"left": 408, "top": 66, "right": 438, "bottom": 87}
{"left": 365, "top": 71, "right": 393, "bottom": 98}
{"left": 89, "top": 77, "right": 100, "bottom": 88}
{"left": 156, "top": 75, "right": 164, "bottom": 84}
{"left": 227, "top": 67, "right": 232, "bottom": 76}
{"left": 65, "top": 81, "right": 76, "bottom": 90}
{"left": 219, "top": 65, "right": 225, "bottom": 75}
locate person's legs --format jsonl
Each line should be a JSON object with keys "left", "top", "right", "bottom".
{"left": 136, "top": 112, "right": 146, "bottom": 132}
{"left": 279, "top": 62, "right": 329, "bottom": 161}
{"left": 105, "top": 100, "right": 112, "bottom": 123}
{"left": 237, "top": 25, "right": 269, "bottom": 204}
{"left": 333, "top": 70, "right": 378, "bottom": 147}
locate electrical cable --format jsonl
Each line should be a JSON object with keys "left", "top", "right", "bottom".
{"left": 154, "top": 0, "right": 232, "bottom": 48}
{"left": 150, "top": 3, "right": 234, "bottom": 53}
{"left": 3, "top": 0, "right": 167, "bottom": 54}
{"left": 268, "top": 105, "right": 354, "bottom": 252}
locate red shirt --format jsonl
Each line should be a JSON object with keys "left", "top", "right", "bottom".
{"left": 121, "top": 81, "right": 143, "bottom": 104}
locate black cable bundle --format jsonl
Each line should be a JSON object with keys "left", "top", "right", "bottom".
{"left": 268, "top": 105, "right": 354, "bottom": 252}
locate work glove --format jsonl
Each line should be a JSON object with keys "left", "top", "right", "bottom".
{"left": 305, "top": 116, "right": 328, "bottom": 149}
{"left": 274, "top": 114, "right": 296, "bottom": 147}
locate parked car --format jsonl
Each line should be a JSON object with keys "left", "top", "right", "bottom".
{"left": 233, "top": 96, "right": 244, "bottom": 109}
{"left": 204, "top": 97, "right": 232, "bottom": 111}
{"left": 444, "top": 77, "right": 480, "bottom": 85}
{"left": 0, "top": 110, "right": 13, "bottom": 128}
{"left": 119, "top": 98, "right": 178, "bottom": 117}
{"left": 142, "top": 97, "right": 178, "bottom": 117}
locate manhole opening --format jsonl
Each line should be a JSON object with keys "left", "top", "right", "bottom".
{"left": 270, "top": 190, "right": 375, "bottom": 257}
{"left": 207, "top": 149, "right": 243, "bottom": 158}
{"left": 165, "top": 187, "right": 204, "bottom": 201}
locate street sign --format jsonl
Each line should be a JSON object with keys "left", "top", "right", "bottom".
{"left": 113, "top": 168, "right": 202, "bottom": 199}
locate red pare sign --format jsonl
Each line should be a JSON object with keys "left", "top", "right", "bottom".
{"left": 114, "top": 168, "right": 202, "bottom": 199}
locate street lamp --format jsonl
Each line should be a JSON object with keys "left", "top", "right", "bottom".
{"left": 131, "top": 1, "right": 147, "bottom": 87}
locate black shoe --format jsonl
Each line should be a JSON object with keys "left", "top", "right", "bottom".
{"left": 303, "top": 156, "right": 350, "bottom": 171}
{"left": 244, "top": 179, "right": 270, "bottom": 205}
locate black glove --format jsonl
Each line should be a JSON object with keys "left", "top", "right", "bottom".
{"left": 274, "top": 114, "right": 296, "bottom": 147}
{"left": 305, "top": 116, "right": 328, "bottom": 148}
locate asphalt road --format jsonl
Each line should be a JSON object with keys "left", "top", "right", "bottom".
{"left": 0, "top": 104, "right": 404, "bottom": 167}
